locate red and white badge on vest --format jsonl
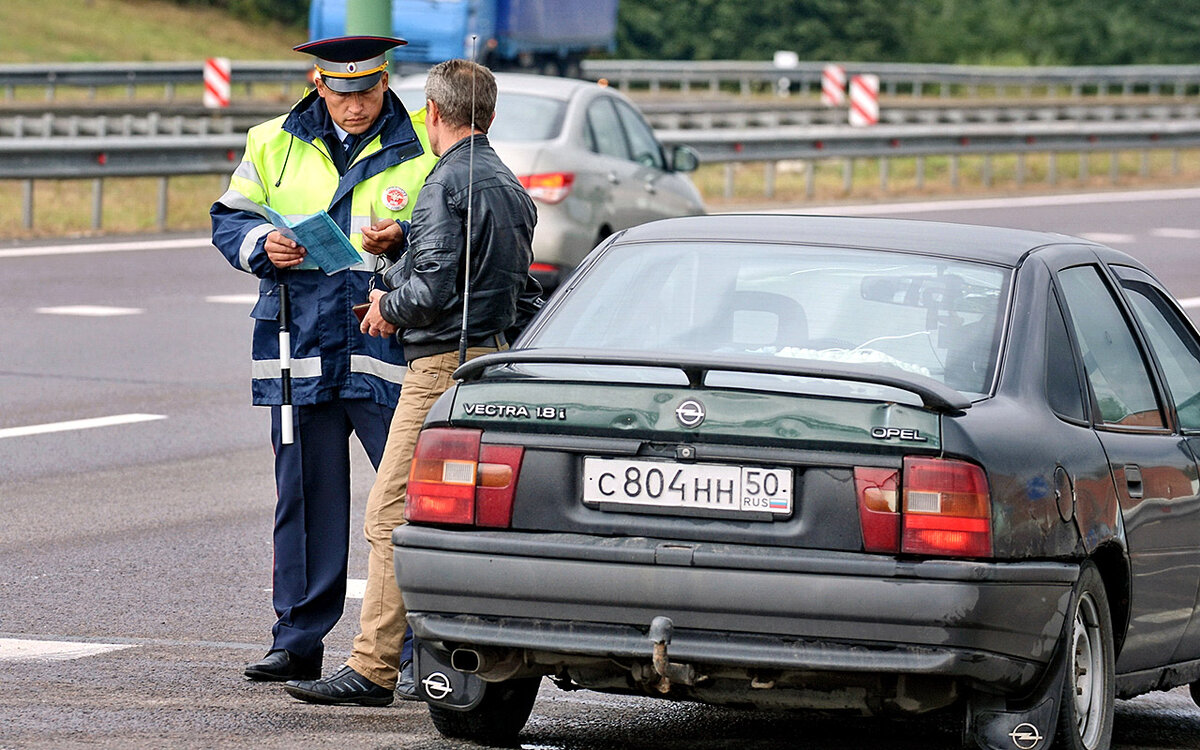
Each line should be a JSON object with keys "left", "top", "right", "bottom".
{"left": 382, "top": 186, "right": 409, "bottom": 211}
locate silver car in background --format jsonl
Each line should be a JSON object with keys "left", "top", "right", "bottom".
{"left": 394, "top": 73, "right": 706, "bottom": 290}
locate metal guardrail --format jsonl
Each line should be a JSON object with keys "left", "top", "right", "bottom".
{"left": 0, "top": 135, "right": 245, "bottom": 179}
{"left": 9, "top": 99, "right": 1200, "bottom": 137}
{"left": 9, "top": 59, "right": 1200, "bottom": 233}
{"left": 583, "top": 60, "right": 1200, "bottom": 98}
{"left": 640, "top": 99, "right": 1200, "bottom": 129}
{"left": 5, "top": 120, "right": 1199, "bottom": 230}
{"left": 0, "top": 61, "right": 314, "bottom": 102}
{"left": 8, "top": 60, "right": 1200, "bottom": 101}
{"left": 6, "top": 122, "right": 1193, "bottom": 182}
{"left": 657, "top": 120, "right": 1200, "bottom": 163}
{"left": 0, "top": 109, "right": 246, "bottom": 138}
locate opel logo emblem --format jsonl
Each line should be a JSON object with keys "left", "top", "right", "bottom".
{"left": 1008, "top": 722, "right": 1043, "bottom": 750}
{"left": 675, "top": 399, "right": 705, "bottom": 428}
{"left": 421, "top": 671, "right": 454, "bottom": 701}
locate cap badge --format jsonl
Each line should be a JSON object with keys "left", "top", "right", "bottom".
{"left": 383, "top": 186, "right": 409, "bottom": 211}
{"left": 346, "top": 61, "right": 358, "bottom": 73}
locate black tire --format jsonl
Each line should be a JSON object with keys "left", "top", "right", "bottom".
{"left": 1191, "top": 680, "right": 1200, "bottom": 708}
{"left": 1054, "top": 562, "right": 1115, "bottom": 750}
{"left": 427, "top": 676, "right": 540, "bottom": 746}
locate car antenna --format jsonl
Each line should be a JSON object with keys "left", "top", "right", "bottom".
{"left": 457, "top": 37, "right": 478, "bottom": 367}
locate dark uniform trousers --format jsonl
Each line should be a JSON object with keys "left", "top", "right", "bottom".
{"left": 268, "top": 397, "right": 392, "bottom": 661}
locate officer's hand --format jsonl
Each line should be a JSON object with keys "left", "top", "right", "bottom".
{"left": 264, "top": 230, "right": 307, "bottom": 268}
{"left": 361, "top": 219, "right": 403, "bottom": 256}
{"left": 360, "top": 288, "right": 397, "bottom": 338}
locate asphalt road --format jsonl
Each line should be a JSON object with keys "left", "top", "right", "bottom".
{"left": 3, "top": 188, "right": 1200, "bottom": 749}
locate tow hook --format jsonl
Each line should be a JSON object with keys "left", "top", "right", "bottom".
{"left": 648, "top": 616, "right": 704, "bottom": 693}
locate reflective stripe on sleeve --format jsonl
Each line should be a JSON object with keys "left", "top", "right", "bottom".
{"left": 216, "top": 189, "right": 267, "bottom": 217}
{"left": 351, "top": 355, "right": 406, "bottom": 385}
{"left": 239, "top": 223, "right": 274, "bottom": 272}
{"left": 233, "top": 160, "right": 265, "bottom": 188}
{"left": 252, "top": 356, "right": 321, "bottom": 380}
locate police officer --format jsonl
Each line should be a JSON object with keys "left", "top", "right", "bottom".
{"left": 211, "top": 36, "right": 437, "bottom": 682}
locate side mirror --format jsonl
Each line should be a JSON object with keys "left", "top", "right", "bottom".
{"left": 671, "top": 145, "right": 700, "bottom": 173}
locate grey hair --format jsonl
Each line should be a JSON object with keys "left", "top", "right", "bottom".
{"left": 424, "top": 59, "right": 497, "bottom": 133}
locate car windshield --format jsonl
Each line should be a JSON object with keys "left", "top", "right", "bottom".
{"left": 394, "top": 87, "right": 566, "bottom": 142}
{"left": 527, "top": 241, "right": 1010, "bottom": 398}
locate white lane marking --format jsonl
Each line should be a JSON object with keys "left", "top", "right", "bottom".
{"left": 207, "top": 294, "right": 258, "bottom": 305}
{"left": 0, "top": 637, "right": 134, "bottom": 662}
{"left": 0, "top": 413, "right": 166, "bottom": 440}
{"left": 1176, "top": 297, "right": 1200, "bottom": 309}
{"left": 0, "top": 237, "right": 211, "bottom": 259}
{"left": 1152, "top": 228, "right": 1200, "bottom": 240}
{"left": 36, "top": 305, "right": 144, "bottom": 316}
{"left": 774, "top": 186, "right": 1200, "bottom": 216}
{"left": 1079, "top": 232, "right": 1136, "bottom": 244}
{"left": 263, "top": 578, "right": 367, "bottom": 599}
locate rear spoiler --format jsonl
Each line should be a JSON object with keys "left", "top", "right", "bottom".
{"left": 454, "top": 347, "right": 971, "bottom": 413}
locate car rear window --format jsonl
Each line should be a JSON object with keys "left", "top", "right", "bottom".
{"left": 529, "top": 242, "right": 1010, "bottom": 397}
{"left": 395, "top": 87, "right": 565, "bottom": 142}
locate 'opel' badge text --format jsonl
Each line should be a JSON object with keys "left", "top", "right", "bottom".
{"left": 675, "top": 399, "right": 706, "bottom": 428}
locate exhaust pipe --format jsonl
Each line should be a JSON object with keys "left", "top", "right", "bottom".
{"left": 450, "top": 647, "right": 525, "bottom": 681}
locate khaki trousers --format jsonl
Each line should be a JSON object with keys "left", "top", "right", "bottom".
{"left": 346, "top": 346, "right": 497, "bottom": 688}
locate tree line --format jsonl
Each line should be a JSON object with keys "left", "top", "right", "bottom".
{"left": 176, "top": 0, "right": 1200, "bottom": 65}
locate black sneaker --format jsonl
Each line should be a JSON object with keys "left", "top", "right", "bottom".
{"left": 395, "top": 659, "right": 419, "bottom": 701}
{"left": 284, "top": 665, "right": 394, "bottom": 707}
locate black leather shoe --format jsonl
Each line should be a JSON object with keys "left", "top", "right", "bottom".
{"left": 284, "top": 665, "right": 394, "bottom": 707}
{"left": 244, "top": 649, "right": 321, "bottom": 682}
{"left": 395, "top": 659, "right": 419, "bottom": 701}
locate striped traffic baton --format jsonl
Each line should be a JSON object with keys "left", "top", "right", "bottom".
{"left": 278, "top": 283, "right": 294, "bottom": 445}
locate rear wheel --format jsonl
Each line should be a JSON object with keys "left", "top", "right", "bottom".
{"left": 1054, "top": 562, "right": 1115, "bottom": 750}
{"left": 1191, "top": 681, "right": 1200, "bottom": 708}
{"left": 427, "top": 676, "right": 540, "bottom": 746}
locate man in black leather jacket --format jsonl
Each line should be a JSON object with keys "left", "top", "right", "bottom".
{"left": 284, "top": 58, "right": 540, "bottom": 707}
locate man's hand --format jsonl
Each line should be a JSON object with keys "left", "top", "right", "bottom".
{"left": 361, "top": 218, "right": 404, "bottom": 256}
{"left": 360, "top": 288, "right": 397, "bottom": 338}
{"left": 264, "top": 230, "right": 307, "bottom": 268}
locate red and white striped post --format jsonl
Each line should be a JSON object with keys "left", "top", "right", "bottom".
{"left": 849, "top": 73, "right": 879, "bottom": 126}
{"left": 203, "top": 57, "right": 231, "bottom": 109}
{"left": 821, "top": 64, "right": 846, "bottom": 107}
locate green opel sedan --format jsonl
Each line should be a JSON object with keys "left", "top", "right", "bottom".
{"left": 393, "top": 214, "right": 1200, "bottom": 750}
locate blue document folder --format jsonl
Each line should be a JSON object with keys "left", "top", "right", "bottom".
{"left": 265, "top": 206, "right": 360, "bottom": 275}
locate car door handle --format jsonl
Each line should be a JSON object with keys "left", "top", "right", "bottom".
{"left": 1125, "top": 464, "right": 1143, "bottom": 499}
{"left": 643, "top": 182, "right": 658, "bottom": 194}
{"left": 607, "top": 172, "right": 620, "bottom": 184}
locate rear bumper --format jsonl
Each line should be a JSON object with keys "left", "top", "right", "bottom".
{"left": 394, "top": 526, "right": 1078, "bottom": 692}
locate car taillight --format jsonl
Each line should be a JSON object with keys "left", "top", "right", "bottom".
{"left": 855, "top": 457, "right": 991, "bottom": 558}
{"left": 519, "top": 172, "right": 574, "bottom": 204}
{"left": 406, "top": 428, "right": 524, "bottom": 528}
{"left": 854, "top": 467, "right": 900, "bottom": 553}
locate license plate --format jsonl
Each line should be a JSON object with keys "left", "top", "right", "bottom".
{"left": 582, "top": 457, "right": 793, "bottom": 518}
